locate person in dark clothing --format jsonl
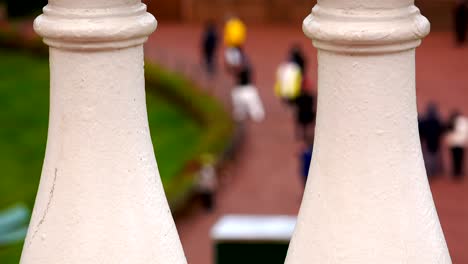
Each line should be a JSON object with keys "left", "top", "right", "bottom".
{"left": 454, "top": 0, "right": 468, "bottom": 45}
{"left": 419, "top": 103, "right": 444, "bottom": 177}
{"left": 289, "top": 44, "right": 306, "bottom": 74}
{"left": 294, "top": 90, "right": 315, "bottom": 141}
{"left": 300, "top": 142, "right": 313, "bottom": 187}
{"left": 224, "top": 45, "right": 253, "bottom": 87}
{"left": 201, "top": 21, "right": 219, "bottom": 75}
{"left": 452, "top": 147, "right": 465, "bottom": 178}
{"left": 233, "top": 48, "right": 252, "bottom": 85}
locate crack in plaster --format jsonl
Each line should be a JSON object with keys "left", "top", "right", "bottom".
{"left": 28, "top": 168, "right": 58, "bottom": 247}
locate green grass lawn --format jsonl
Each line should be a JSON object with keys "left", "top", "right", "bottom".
{"left": 0, "top": 50, "right": 202, "bottom": 262}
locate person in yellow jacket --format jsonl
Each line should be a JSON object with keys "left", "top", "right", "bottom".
{"left": 224, "top": 16, "right": 247, "bottom": 48}
{"left": 224, "top": 16, "right": 247, "bottom": 73}
{"left": 274, "top": 62, "right": 302, "bottom": 101}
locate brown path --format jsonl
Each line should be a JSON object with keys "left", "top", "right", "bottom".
{"left": 145, "top": 24, "right": 468, "bottom": 264}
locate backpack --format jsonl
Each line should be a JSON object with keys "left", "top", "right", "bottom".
{"left": 274, "top": 62, "right": 302, "bottom": 100}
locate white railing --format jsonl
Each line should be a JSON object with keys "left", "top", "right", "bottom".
{"left": 286, "top": 0, "right": 451, "bottom": 263}
{"left": 20, "top": 0, "right": 186, "bottom": 263}
{"left": 20, "top": 0, "right": 451, "bottom": 263}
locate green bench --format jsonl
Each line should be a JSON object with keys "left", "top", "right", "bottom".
{"left": 211, "top": 215, "right": 296, "bottom": 264}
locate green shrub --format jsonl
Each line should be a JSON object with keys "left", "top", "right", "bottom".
{"left": 0, "top": 49, "right": 217, "bottom": 264}
{"left": 145, "top": 63, "right": 234, "bottom": 210}
{"left": 0, "top": 21, "right": 235, "bottom": 214}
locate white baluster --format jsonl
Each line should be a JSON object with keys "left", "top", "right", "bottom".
{"left": 20, "top": 0, "right": 187, "bottom": 263}
{"left": 286, "top": 0, "right": 451, "bottom": 262}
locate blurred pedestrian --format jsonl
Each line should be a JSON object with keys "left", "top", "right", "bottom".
{"left": 275, "top": 45, "right": 315, "bottom": 140}
{"left": 274, "top": 50, "right": 303, "bottom": 104}
{"left": 197, "top": 154, "right": 218, "bottom": 212}
{"left": 224, "top": 16, "right": 246, "bottom": 48}
{"left": 299, "top": 139, "right": 313, "bottom": 187}
{"left": 230, "top": 48, "right": 265, "bottom": 122}
{"left": 223, "top": 16, "right": 247, "bottom": 74}
{"left": 454, "top": 0, "right": 468, "bottom": 45}
{"left": 289, "top": 44, "right": 307, "bottom": 74}
{"left": 224, "top": 45, "right": 243, "bottom": 74}
{"left": 201, "top": 21, "right": 219, "bottom": 75}
{"left": 289, "top": 45, "right": 313, "bottom": 96}
{"left": 446, "top": 111, "right": 468, "bottom": 179}
{"left": 419, "top": 103, "right": 444, "bottom": 177}
{"left": 293, "top": 90, "right": 315, "bottom": 141}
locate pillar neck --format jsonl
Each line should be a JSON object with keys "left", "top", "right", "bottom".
{"left": 49, "top": 0, "right": 140, "bottom": 9}
{"left": 34, "top": 1, "right": 157, "bottom": 50}
{"left": 304, "top": 1, "right": 430, "bottom": 53}
{"left": 317, "top": 0, "right": 414, "bottom": 9}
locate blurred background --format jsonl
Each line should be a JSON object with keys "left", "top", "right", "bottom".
{"left": 0, "top": 0, "right": 467, "bottom": 263}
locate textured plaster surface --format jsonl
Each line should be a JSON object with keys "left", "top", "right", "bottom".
{"left": 49, "top": 0, "right": 140, "bottom": 9}
{"left": 317, "top": 0, "right": 413, "bottom": 9}
{"left": 286, "top": 50, "right": 451, "bottom": 263}
{"left": 34, "top": 3, "right": 157, "bottom": 50}
{"left": 303, "top": 3, "right": 430, "bottom": 53}
{"left": 286, "top": 0, "right": 451, "bottom": 263}
{"left": 21, "top": 1, "right": 187, "bottom": 263}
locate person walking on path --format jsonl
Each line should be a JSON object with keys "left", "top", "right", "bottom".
{"left": 287, "top": 45, "right": 316, "bottom": 140}
{"left": 274, "top": 45, "right": 315, "bottom": 140}
{"left": 446, "top": 111, "right": 468, "bottom": 179}
{"left": 222, "top": 17, "right": 264, "bottom": 122}
{"left": 293, "top": 89, "right": 316, "bottom": 141}
{"left": 223, "top": 16, "right": 247, "bottom": 75}
{"left": 274, "top": 47, "right": 304, "bottom": 104}
{"left": 454, "top": 0, "right": 468, "bottom": 45}
{"left": 196, "top": 154, "right": 218, "bottom": 212}
{"left": 299, "top": 139, "right": 313, "bottom": 187}
{"left": 419, "top": 103, "right": 445, "bottom": 177}
{"left": 289, "top": 44, "right": 307, "bottom": 74}
{"left": 223, "top": 16, "right": 246, "bottom": 49}
{"left": 230, "top": 50, "right": 265, "bottom": 122}
{"left": 201, "top": 21, "right": 219, "bottom": 75}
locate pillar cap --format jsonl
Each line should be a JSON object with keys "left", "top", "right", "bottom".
{"left": 303, "top": 5, "right": 430, "bottom": 53}
{"left": 34, "top": 3, "right": 157, "bottom": 50}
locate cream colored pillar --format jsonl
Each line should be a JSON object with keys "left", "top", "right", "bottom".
{"left": 20, "top": 1, "right": 187, "bottom": 263}
{"left": 286, "top": 0, "right": 451, "bottom": 263}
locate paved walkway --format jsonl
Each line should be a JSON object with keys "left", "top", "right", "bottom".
{"left": 145, "top": 24, "right": 468, "bottom": 264}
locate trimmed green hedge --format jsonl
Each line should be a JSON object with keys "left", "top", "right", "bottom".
{"left": 0, "top": 48, "right": 227, "bottom": 264}
{"left": 145, "top": 63, "right": 233, "bottom": 211}
{"left": 0, "top": 15, "right": 235, "bottom": 264}
{"left": 0, "top": 24, "right": 234, "bottom": 211}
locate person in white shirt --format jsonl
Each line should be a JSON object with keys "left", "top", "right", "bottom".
{"left": 197, "top": 154, "right": 218, "bottom": 212}
{"left": 446, "top": 111, "right": 468, "bottom": 179}
{"left": 226, "top": 47, "right": 265, "bottom": 122}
